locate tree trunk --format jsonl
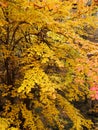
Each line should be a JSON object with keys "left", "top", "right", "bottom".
{"left": 5, "top": 57, "right": 12, "bottom": 85}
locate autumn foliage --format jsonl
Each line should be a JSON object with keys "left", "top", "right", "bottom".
{"left": 0, "top": 0, "right": 98, "bottom": 130}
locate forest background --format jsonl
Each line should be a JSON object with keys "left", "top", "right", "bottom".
{"left": 0, "top": 0, "right": 98, "bottom": 130}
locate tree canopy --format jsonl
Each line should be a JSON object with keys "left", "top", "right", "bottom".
{"left": 0, "top": 0, "right": 98, "bottom": 130}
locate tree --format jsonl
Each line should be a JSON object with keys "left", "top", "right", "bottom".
{"left": 0, "top": 0, "right": 98, "bottom": 129}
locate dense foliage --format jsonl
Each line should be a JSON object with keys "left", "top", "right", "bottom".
{"left": 0, "top": 0, "right": 98, "bottom": 130}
